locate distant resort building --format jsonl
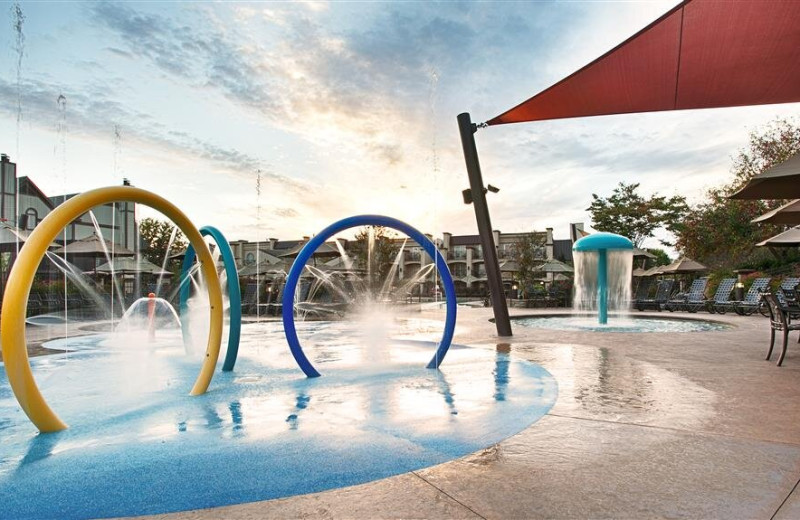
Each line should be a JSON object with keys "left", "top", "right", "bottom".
{"left": 2, "top": 152, "right": 582, "bottom": 304}
{"left": 230, "top": 227, "right": 579, "bottom": 300}
{"left": 1, "top": 155, "right": 137, "bottom": 253}
{"left": 0, "top": 154, "right": 137, "bottom": 294}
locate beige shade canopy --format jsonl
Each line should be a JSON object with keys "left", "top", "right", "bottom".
{"left": 756, "top": 226, "right": 800, "bottom": 247}
{"left": 632, "top": 248, "right": 656, "bottom": 259}
{"left": 752, "top": 199, "right": 800, "bottom": 225}
{"left": 279, "top": 241, "right": 340, "bottom": 258}
{"left": 640, "top": 265, "right": 666, "bottom": 277}
{"left": 0, "top": 220, "right": 59, "bottom": 248}
{"left": 659, "top": 257, "right": 707, "bottom": 274}
{"left": 237, "top": 250, "right": 284, "bottom": 277}
{"left": 730, "top": 153, "right": 800, "bottom": 200}
{"left": 92, "top": 256, "right": 170, "bottom": 276}
{"left": 535, "top": 259, "right": 574, "bottom": 273}
{"left": 53, "top": 235, "right": 135, "bottom": 257}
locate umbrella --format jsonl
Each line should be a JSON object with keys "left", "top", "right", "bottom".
{"left": 640, "top": 264, "right": 666, "bottom": 277}
{"left": 632, "top": 248, "right": 656, "bottom": 259}
{"left": 632, "top": 267, "right": 649, "bottom": 277}
{"left": 93, "top": 256, "right": 171, "bottom": 276}
{"left": 535, "top": 259, "right": 574, "bottom": 273}
{"left": 53, "top": 235, "right": 135, "bottom": 257}
{"left": 756, "top": 226, "right": 800, "bottom": 247}
{"left": 730, "top": 153, "right": 800, "bottom": 199}
{"left": 0, "top": 220, "right": 59, "bottom": 248}
{"left": 0, "top": 220, "right": 32, "bottom": 246}
{"left": 278, "top": 241, "right": 340, "bottom": 258}
{"left": 751, "top": 199, "right": 800, "bottom": 225}
{"left": 237, "top": 250, "right": 284, "bottom": 276}
{"left": 659, "top": 257, "right": 708, "bottom": 274}
{"left": 499, "top": 260, "right": 519, "bottom": 272}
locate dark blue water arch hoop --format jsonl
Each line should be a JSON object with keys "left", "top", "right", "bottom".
{"left": 180, "top": 225, "right": 242, "bottom": 372}
{"left": 282, "top": 215, "right": 457, "bottom": 378}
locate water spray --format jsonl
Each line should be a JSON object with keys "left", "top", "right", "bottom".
{"left": 573, "top": 232, "right": 634, "bottom": 325}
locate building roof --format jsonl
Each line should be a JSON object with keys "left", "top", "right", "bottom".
{"left": 18, "top": 177, "right": 55, "bottom": 210}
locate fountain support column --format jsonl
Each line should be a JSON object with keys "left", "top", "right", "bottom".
{"left": 573, "top": 232, "right": 633, "bottom": 326}
{"left": 597, "top": 250, "right": 608, "bottom": 324}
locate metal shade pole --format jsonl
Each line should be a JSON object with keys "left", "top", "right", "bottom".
{"left": 457, "top": 112, "right": 512, "bottom": 337}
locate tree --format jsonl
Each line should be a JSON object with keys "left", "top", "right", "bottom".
{"left": 511, "top": 232, "right": 547, "bottom": 297}
{"left": 351, "top": 226, "right": 400, "bottom": 290}
{"left": 675, "top": 118, "right": 800, "bottom": 270}
{"left": 139, "top": 217, "right": 187, "bottom": 266}
{"left": 645, "top": 248, "right": 671, "bottom": 268}
{"left": 587, "top": 182, "right": 688, "bottom": 248}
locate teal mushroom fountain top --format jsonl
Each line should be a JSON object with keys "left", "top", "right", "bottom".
{"left": 573, "top": 232, "right": 634, "bottom": 324}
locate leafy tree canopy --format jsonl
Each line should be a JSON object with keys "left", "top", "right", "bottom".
{"left": 510, "top": 232, "right": 547, "bottom": 296}
{"left": 139, "top": 217, "right": 187, "bottom": 266}
{"left": 587, "top": 182, "right": 688, "bottom": 248}
{"left": 675, "top": 118, "right": 800, "bottom": 270}
{"left": 352, "top": 226, "right": 400, "bottom": 289}
{"left": 645, "top": 248, "right": 671, "bottom": 268}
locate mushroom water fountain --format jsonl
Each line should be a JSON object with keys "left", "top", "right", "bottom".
{"left": 572, "top": 232, "right": 634, "bottom": 325}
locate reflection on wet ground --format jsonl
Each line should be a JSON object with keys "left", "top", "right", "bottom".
{"left": 514, "top": 342, "right": 715, "bottom": 430}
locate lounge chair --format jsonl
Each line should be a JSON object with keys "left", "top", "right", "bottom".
{"left": 706, "top": 278, "right": 736, "bottom": 314}
{"left": 664, "top": 277, "right": 708, "bottom": 312}
{"left": 241, "top": 283, "right": 258, "bottom": 315}
{"left": 631, "top": 278, "right": 654, "bottom": 310}
{"left": 635, "top": 279, "right": 674, "bottom": 311}
{"left": 733, "top": 277, "right": 772, "bottom": 315}
{"left": 776, "top": 277, "right": 800, "bottom": 308}
{"left": 777, "top": 285, "right": 800, "bottom": 322}
{"left": 762, "top": 292, "right": 800, "bottom": 366}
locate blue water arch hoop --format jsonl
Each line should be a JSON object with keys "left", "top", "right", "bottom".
{"left": 179, "top": 225, "right": 242, "bottom": 372}
{"left": 282, "top": 215, "right": 457, "bottom": 378}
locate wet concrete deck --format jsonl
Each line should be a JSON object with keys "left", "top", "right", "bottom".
{"left": 135, "top": 308, "right": 800, "bottom": 519}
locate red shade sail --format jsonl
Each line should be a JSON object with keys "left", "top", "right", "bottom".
{"left": 487, "top": 0, "right": 800, "bottom": 126}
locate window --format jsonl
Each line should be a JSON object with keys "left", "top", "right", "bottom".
{"left": 245, "top": 252, "right": 255, "bottom": 265}
{"left": 450, "top": 263, "right": 467, "bottom": 277}
{"left": 24, "top": 208, "right": 38, "bottom": 230}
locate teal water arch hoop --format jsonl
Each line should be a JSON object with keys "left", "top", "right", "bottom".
{"left": 282, "top": 215, "right": 457, "bottom": 378}
{"left": 180, "top": 225, "right": 242, "bottom": 372}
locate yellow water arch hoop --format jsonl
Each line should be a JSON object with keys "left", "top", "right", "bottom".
{"left": 0, "top": 186, "right": 224, "bottom": 432}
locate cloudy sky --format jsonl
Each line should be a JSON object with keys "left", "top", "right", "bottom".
{"left": 1, "top": 1, "right": 798, "bottom": 247}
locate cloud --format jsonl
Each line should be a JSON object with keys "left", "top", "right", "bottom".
{"left": 0, "top": 76, "right": 304, "bottom": 191}
{"left": 86, "top": 2, "right": 584, "bottom": 170}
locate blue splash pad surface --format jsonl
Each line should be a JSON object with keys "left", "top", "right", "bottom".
{"left": 0, "top": 321, "right": 557, "bottom": 519}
